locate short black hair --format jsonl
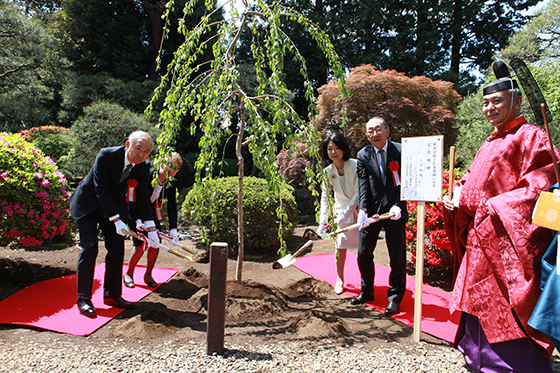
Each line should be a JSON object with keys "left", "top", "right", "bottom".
{"left": 321, "top": 132, "right": 351, "bottom": 163}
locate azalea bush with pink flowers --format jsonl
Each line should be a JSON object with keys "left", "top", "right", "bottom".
{"left": 0, "top": 132, "right": 70, "bottom": 247}
{"left": 406, "top": 170, "right": 464, "bottom": 277}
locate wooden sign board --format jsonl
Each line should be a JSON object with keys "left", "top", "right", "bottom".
{"left": 401, "top": 135, "right": 444, "bottom": 202}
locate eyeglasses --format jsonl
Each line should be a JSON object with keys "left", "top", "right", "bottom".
{"left": 366, "top": 128, "right": 387, "bottom": 134}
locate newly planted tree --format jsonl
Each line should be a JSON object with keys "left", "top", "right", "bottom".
{"left": 148, "top": 0, "right": 345, "bottom": 281}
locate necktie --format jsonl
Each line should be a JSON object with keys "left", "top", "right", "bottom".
{"left": 120, "top": 164, "right": 132, "bottom": 182}
{"left": 378, "top": 149, "right": 386, "bottom": 186}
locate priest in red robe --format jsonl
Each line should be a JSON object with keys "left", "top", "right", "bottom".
{"left": 443, "top": 75, "right": 559, "bottom": 372}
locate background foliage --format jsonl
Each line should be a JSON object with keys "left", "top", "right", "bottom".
{"left": 64, "top": 101, "right": 157, "bottom": 180}
{"left": 1, "top": 0, "right": 560, "bottom": 254}
{"left": 182, "top": 176, "right": 297, "bottom": 254}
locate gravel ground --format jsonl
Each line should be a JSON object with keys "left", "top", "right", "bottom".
{"left": 0, "top": 338, "right": 471, "bottom": 373}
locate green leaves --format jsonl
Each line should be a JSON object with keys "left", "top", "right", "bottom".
{"left": 152, "top": 0, "right": 346, "bottom": 258}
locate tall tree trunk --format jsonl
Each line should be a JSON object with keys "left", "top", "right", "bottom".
{"left": 140, "top": 0, "right": 162, "bottom": 80}
{"left": 416, "top": 0, "right": 427, "bottom": 76}
{"left": 235, "top": 104, "right": 246, "bottom": 283}
{"left": 450, "top": 0, "right": 462, "bottom": 78}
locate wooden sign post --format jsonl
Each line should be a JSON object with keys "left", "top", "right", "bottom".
{"left": 401, "top": 135, "right": 444, "bottom": 342}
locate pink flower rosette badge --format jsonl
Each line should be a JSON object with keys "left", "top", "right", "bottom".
{"left": 388, "top": 161, "right": 401, "bottom": 186}
{"left": 126, "top": 179, "right": 138, "bottom": 202}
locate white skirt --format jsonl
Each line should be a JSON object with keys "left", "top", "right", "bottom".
{"left": 335, "top": 211, "right": 359, "bottom": 249}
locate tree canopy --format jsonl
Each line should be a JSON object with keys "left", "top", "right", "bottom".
{"left": 256, "top": 0, "right": 538, "bottom": 100}
{"left": 0, "top": 0, "right": 68, "bottom": 131}
{"left": 314, "top": 65, "right": 461, "bottom": 156}
{"left": 500, "top": 0, "right": 560, "bottom": 62}
{"left": 455, "top": 1, "right": 560, "bottom": 169}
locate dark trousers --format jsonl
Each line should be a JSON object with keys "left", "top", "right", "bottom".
{"left": 358, "top": 217, "right": 407, "bottom": 303}
{"left": 76, "top": 207, "right": 125, "bottom": 300}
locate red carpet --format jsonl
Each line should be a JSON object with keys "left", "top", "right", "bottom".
{"left": 0, "top": 263, "right": 177, "bottom": 336}
{"left": 293, "top": 252, "right": 460, "bottom": 343}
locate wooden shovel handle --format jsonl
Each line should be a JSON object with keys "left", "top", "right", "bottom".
{"left": 448, "top": 146, "right": 456, "bottom": 200}
{"left": 543, "top": 103, "right": 560, "bottom": 186}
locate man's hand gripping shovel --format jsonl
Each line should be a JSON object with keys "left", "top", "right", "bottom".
{"left": 273, "top": 212, "right": 395, "bottom": 269}
{"left": 123, "top": 229, "right": 193, "bottom": 261}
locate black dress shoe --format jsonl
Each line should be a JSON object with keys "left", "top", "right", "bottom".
{"left": 144, "top": 276, "right": 157, "bottom": 288}
{"left": 384, "top": 300, "right": 400, "bottom": 315}
{"left": 103, "top": 295, "right": 134, "bottom": 308}
{"left": 77, "top": 299, "right": 96, "bottom": 317}
{"left": 350, "top": 292, "right": 375, "bottom": 305}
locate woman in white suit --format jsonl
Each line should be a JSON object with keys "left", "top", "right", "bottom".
{"left": 318, "top": 133, "right": 359, "bottom": 294}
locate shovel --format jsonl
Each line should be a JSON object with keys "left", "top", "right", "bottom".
{"left": 302, "top": 212, "right": 395, "bottom": 241}
{"left": 272, "top": 240, "right": 314, "bottom": 269}
{"left": 124, "top": 229, "right": 193, "bottom": 261}
{"left": 157, "top": 231, "right": 202, "bottom": 256}
{"left": 273, "top": 212, "right": 396, "bottom": 269}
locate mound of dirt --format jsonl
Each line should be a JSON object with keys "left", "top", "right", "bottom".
{"left": 287, "top": 310, "right": 349, "bottom": 339}
{"left": 182, "top": 267, "right": 209, "bottom": 288}
{"left": 114, "top": 304, "right": 182, "bottom": 339}
{"left": 225, "top": 281, "right": 288, "bottom": 321}
{"left": 281, "top": 277, "right": 333, "bottom": 299}
{"left": 183, "top": 288, "right": 208, "bottom": 313}
{"left": 174, "top": 277, "right": 289, "bottom": 322}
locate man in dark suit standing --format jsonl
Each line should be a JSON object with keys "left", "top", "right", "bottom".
{"left": 69, "top": 131, "right": 159, "bottom": 317}
{"left": 352, "top": 117, "right": 408, "bottom": 316}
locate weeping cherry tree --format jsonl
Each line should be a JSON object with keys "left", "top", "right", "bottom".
{"left": 148, "top": 0, "right": 346, "bottom": 282}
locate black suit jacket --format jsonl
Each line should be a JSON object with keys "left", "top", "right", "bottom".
{"left": 69, "top": 146, "right": 153, "bottom": 223}
{"left": 356, "top": 141, "right": 408, "bottom": 220}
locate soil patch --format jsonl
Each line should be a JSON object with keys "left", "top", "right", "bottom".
{"left": 0, "top": 225, "right": 452, "bottom": 356}
{"left": 282, "top": 277, "right": 333, "bottom": 299}
{"left": 287, "top": 309, "right": 350, "bottom": 339}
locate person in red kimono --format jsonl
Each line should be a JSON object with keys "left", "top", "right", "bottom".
{"left": 443, "top": 73, "right": 558, "bottom": 372}
{"left": 124, "top": 152, "right": 182, "bottom": 288}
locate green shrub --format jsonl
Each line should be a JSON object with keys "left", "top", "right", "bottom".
{"left": 19, "top": 125, "right": 75, "bottom": 162}
{"left": 0, "top": 132, "right": 71, "bottom": 247}
{"left": 65, "top": 101, "right": 157, "bottom": 179}
{"left": 182, "top": 177, "right": 298, "bottom": 255}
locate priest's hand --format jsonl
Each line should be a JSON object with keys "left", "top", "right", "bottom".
{"left": 442, "top": 195, "right": 454, "bottom": 211}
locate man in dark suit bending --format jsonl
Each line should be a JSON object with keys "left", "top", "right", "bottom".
{"left": 352, "top": 117, "right": 408, "bottom": 316}
{"left": 69, "top": 131, "right": 159, "bottom": 317}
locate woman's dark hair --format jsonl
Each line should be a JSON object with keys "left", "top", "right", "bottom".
{"left": 320, "top": 132, "right": 351, "bottom": 162}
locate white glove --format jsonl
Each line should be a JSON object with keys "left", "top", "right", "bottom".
{"left": 114, "top": 220, "right": 128, "bottom": 236}
{"left": 336, "top": 212, "right": 348, "bottom": 225}
{"left": 170, "top": 228, "right": 179, "bottom": 241}
{"left": 358, "top": 209, "right": 370, "bottom": 230}
{"left": 389, "top": 205, "right": 402, "bottom": 220}
{"left": 316, "top": 224, "right": 328, "bottom": 235}
{"left": 136, "top": 219, "right": 145, "bottom": 231}
{"left": 147, "top": 230, "right": 160, "bottom": 247}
